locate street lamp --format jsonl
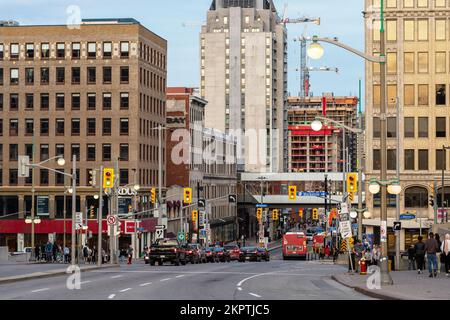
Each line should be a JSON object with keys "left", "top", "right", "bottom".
{"left": 369, "top": 178, "right": 402, "bottom": 196}
{"left": 311, "top": 120, "right": 323, "bottom": 132}
{"left": 307, "top": 41, "right": 324, "bottom": 60}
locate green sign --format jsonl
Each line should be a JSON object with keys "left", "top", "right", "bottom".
{"left": 177, "top": 232, "right": 185, "bottom": 242}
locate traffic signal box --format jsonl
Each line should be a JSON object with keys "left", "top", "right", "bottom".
{"left": 184, "top": 188, "right": 192, "bottom": 204}
{"left": 288, "top": 186, "right": 297, "bottom": 200}
{"left": 192, "top": 210, "right": 198, "bottom": 222}
{"left": 256, "top": 208, "right": 263, "bottom": 221}
{"left": 348, "top": 192, "right": 354, "bottom": 203}
{"left": 103, "top": 168, "right": 114, "bottom": 189}
{"left": 272, "top": 209, "right": 279, "bottom": 221}
{"left": 151, "top": 188, "right": 156, "bottom": 204}
{"left": 346, "top": 173, "right": 358, "bottom": 193}
{"left": 299, "top": 208, "right": 304, "bottom": 219}
{"left": 88, "top": 170, "right": 97, "bottom": 187}
{"left": 312, "top": 208, "right": 319, "bottom": 220}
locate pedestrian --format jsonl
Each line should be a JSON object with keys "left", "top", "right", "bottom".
{"left": 91, "top": 246, "right": 97, "bottom": 264}
{"left": 371, "top": 245, "right": 381, "bottom": 266}
{"left": 435, "top": 234, "right": 442, "bottom": 273}
{"left": 424, "top": 232, "right": 439, "bottom": 277}
{"left": 51, "top": 242, "right": 57, "bottom": 263}
{"left": 414, "top": 236, "right": 426, "bottom": 274}
{"left": 40, "top": 243, "right": 46, "bottom": 261}
{"left": 407, "top": 245, "right": 416, "bottom": 271}
{"left": 34, "top": 243, "right": 40, "bottom": 262}
{"left": 64, "top": 246, "right": 70, "bottom": 264}
{"left": 127, "top": 245, "right": 133, "bottom": 265}
{"left": 325, "top": 244, "right": 331, "bottom": 259}
{"left": 441, "top": 233, "right": 450, "bottom": 277}
{"left": 364, "top": 249, "right": 372, "bottom": 265}
{"left": 119, "top": 248, "right": 126, "bottom": 263}
{"left": 332, "top": 245, "right": 339, "bottom": 263}
{"left": 83, "top": 245, "right": 89, "bottom": 264}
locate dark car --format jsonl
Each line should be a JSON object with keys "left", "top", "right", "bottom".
{"left": 239, "top": 246, "right": 264, "bottom": 262}
{"left": 224, "top": 245, "right": 241, "bottom": 261}
{"left": 257, "top": 247, "right": 270, "bottom": 261}
{"left": 184, "top": 244, "right": 203, "bottom": 264}
{"left": 214, "top": 247, "right": 231, "bottom": 262}
{"left": 147, "top": 238, "right": 187, "bottom": 266}
{"left": 204, "top": 247, "right": 217, "bottom": 263}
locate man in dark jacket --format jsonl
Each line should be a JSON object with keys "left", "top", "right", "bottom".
{"left": 407, "top": 245, "right": 416, "bottom": 270}
{"left": 414, "top": 236, "right": 426, "bottom": 274}
{"left": 424, "top": 232, "right": 439, "bottom": 277}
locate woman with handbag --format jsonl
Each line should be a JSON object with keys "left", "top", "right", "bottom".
{"left": 441, "top": 234, "right": 450, "bottom": 277}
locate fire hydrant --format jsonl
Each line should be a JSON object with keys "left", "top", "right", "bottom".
{"left": 359, "top": 258, "right": 367, "bottom": 275}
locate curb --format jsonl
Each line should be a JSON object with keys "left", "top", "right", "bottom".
{"left": 330, "top": 275, "right": 401, "bottom": 300}
{"left": 0, "top": 264, "right": 119, "bottom": 285}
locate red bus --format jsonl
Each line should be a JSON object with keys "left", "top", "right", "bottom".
{"left": 282, "top": 232, "right": 307, "bottom": 260}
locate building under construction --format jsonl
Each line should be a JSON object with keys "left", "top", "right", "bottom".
{"left": 287, "top": 94, "right": 359, "bottom": 174}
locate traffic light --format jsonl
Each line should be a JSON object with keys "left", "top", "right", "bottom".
{"left": 312, "top": 208, "right": 319, "bottom": 220}
{"left": 348, "top": 192, "right": 354, "bottom": 203}
{"left": 88, "top": 170, "right": 97, "bottom": 187}
{"left": 183, "top": 188, "right": 192, "bottom": 204}
{"left": 256, "top": 208, "right": 263, "bottom": 221}
{"left": 89, "top": 206, "right": 95, "bottom": 219}
{"left": 288, "top": 186, "right": 297, "bottom": 200}
{"left": 151, "top": 188, "right": 156, "bottom": 204}
{"left": 299, "top": 208, "right": 304, "bottom": 219}
{"left": 272, "top": 209, "right": 279, "bottom": 221}
{"left": 103, "top": 168, "right": 114, "bottom": 189}
{"left": 347, "top": 173, "right": 358, "bottom": 193}
{"left": 192, "top": 210, "right": 198, "bottom": 222}
{"left": 429, "top": 195, "right": 435, "bottom": 207}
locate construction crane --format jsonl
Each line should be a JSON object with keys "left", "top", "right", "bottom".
{"left": 295, "top": 66, "right": 340, "bottom": 97}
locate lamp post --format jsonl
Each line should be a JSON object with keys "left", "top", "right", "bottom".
{"left": 257, "top": 176, "right": 267, "bottom": 245}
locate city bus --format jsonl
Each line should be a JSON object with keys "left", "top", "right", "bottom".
{"left": 282, "top": 232, "right": 307, "bottom": 260}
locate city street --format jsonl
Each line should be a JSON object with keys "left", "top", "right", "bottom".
{"left": 0, "top": 248, "right": 372, "bottom": 300}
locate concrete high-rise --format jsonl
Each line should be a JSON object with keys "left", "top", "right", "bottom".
{"left": 200, "top": 0, "right": 287, "bottom": 173}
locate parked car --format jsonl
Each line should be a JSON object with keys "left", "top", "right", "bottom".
{"left": 239, "top": 246, "right": 264, "bottom": 262}
{"left": 184, "top": 244, "right": 203, "bottom": 264}
{"left": 224, "top": 245, "right": 241, "bottom": 261}
{"left": 147, "top": 238, "right": 187, "bottom": 266}
{"left": 204, "top": 247, "right": 217, "bottom": 263}
{"left": 214, "top": 247, "right": 231, "bottom": 262}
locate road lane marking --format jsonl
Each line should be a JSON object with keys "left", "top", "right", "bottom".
{"left": 111, "top": 275, "right": 123, "bottom": 279}
{"left": 249, "top": 293, "right": 262, "bottom": 298}
{"left": 160, "top": 278, "right": 171, "bottom": 282}
{"left": 175, "top": 275, "right": 185, "bottom": 278}
{"left": 108, "top": 294, "right": 116, "bottom": 299}
{"left": 80, "top": 280, "right": 92, "bottom": 284}
{"left": 31, "top": 288, "right": 49, "bottom": 293}
{"left": 237, "top": 287, "right": 243, "bottom": 291}
{"left": 119, "top": 288, "right": 131, "bottom": 292}
{"left": 140, "top": 282, "right": 152, "bottom": 287}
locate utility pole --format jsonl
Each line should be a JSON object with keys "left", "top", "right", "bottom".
{"left": 197, "top": 181, "right": 201, "bottom": 244}
{"left": 395, "top": 97, "right": 401, "bottom": 271}
{"left": 158, "top": 125, "right": 163, "bottom": 225}
{"left": 357, "top": 78, "right": 364, "bottom": 242}
{"left": 71, "top": 155, "right": 77, "bottom": 266}
{"left": 97, "top": 165, "right": 103, "bottom": 267}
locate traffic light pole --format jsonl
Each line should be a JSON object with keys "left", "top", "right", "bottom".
{"left": 197, "top": 181, "right": 200, "bottom": 244}
{"left": 97, "top": 165, "right": 103, "bottom": 267}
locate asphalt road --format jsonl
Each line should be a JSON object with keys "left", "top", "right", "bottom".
{"left": 0, "top": 248, "right": 373, "bottom": 300}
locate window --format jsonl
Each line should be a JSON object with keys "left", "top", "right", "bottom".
{"left": 437, "top": 149, "right": 446, "bottom": 170}
{"left": 404, "top": 85, "right": 415, "bottom": 105}
{"left": 26, "top": 43, "right": 34, "bottom": 59}
{"left": 120, "top": 42, "right": 129, "bottom": 58}
{"left": 55, "top": 170, "right": 65, "bottom": 186}
{"left": 373, "top": 149, "right": 381, "bottom": 170}
{"left": 120, "top": 119, "right": 129, "bottom": 135}
{"left": 404, "top": 117, "right": 414, "bottom": 137}
{"left": 41, "top": 43, "right": 50, "bottom": 59}
{"left": 71, "top": 93, "right": 80, "bottom": 110}
{"left": 9, "top": 144, "right": 18, "bottom": 161}
{"left": 72, "top": 67, "right": 80, "bottom": 84}
{"left": 0, "top": 44, "right": 3, "bottom": 60}
{"left": 87, "top": 42, "right": 96, "bottom": 58}
{"left": 387, "top": 84, "right": 397, "bottom": 105}
{"left": 71, "top": 119, "right": 80, "bottom": 135}
{"left": 373, "top": 84, "right": 380, "bottom": 107}
{"left": 404, "top": 20, "right": 415, "bottom": 41}
{"left": 0, "top": 94, "right": 2, "bottom": 111}
{"left": 418, "top": 20, "right": 428, "bottom": 41}
{"left": 102, "top": 119, "right": 112, "bottom": 136}
{"left": 40, "top": 68, "right": 49, "bottom": 84}
{"left": 0, "top": 119, "right": 2, "bottom": 135}
{"left": 56, "top": 43, "right": 65, "bottom": 58}
{"left": 387, "top": 52, "right": 397, "bottom": 73}
{"left": 25, "top": 68, "right": 34, "bottom": 85}
{"left": 120, "top": 93, "right": 129, "bottom": 109}
{"left": 102, "top": 144, "right": 111, "bottom": 161}
{"left": 87, "top": 67, "right": 96, "bottom": 84}
{"left": 103, "top": 42, "right": 112, "bottom": 58}
{"left": 436, "top": 84, "right": 446, "bottom": 105}
{"left": 404, "top": 52, "right": 414, "bottom": 73}
{"left": 418, "top": 117, "right": 428, "bottom": 137}
{"left": 56, "top": 93, "right": 65, "bottom": 110}
{"left": 436, "top": 0, "right": 446, "bottom": 6}
{"left": 405, "top": 187, "right": 428, "bottom": 208}
{"left": 56, "top": 119, "right": 64, "bottom": 135}
{"left": 25, "top": 144, "right": 33, "bottom": 161}
{"left": 436, "top": 52, "right": 446, "bottom": 73}
{"left": 10, "top": 68, "right": 19, "bottom": 85}
{"left": 103, "top": 67, "right": 112, "bottom": 84}
{"left": 436, "top": 117, "right": 446, "bottom": 137}
{"left": 40, "top": 144, "right": 49, "bottom": 161}
{"left": 10, "top": 94, "right": 19, "bottom": 110}
{"left": 86, "top": 144, "right": 96, "bottom": 161}
{"left": 120, "top": 67, "right": 129, "bottom": 83}
{"left": 40, "top": 93, "right": 49, "bottom": 110}
{"left": 405, "top": 150, "right": 415, "bottom": 170}
{"left": 9, "top": 119, "right": 18, "bottom": 136}
{"left": 418, "top": 52, "right": 428, "bottom": 73}
{"left": 387, "top": 0, "right": 397, "bottom": 7}
{"left": 56, "top": 144, "right": 65, "bottom": 159}
{"left": 418, "top": 85, "right": 429, "bottom": 105}
{"left": 40, "top": 119, "right": 49, "bottom": 136}
{"left": 0, "top": 68, "right": 3, "bottom": 85}
{"left": 87, "top": 93, "right": 96, "bottom": 110}
{"left": 436, "top": 20, "right": 446, "bottom": 40}
{"left": 26, "top": 94, "right": 34, "bottom": 110}
{"left": 120, "top": 144, "right": 129, "bottom": 161}
{"left": 25, "top": 119, "right": 34, "bottom": 135}
{"left": 387, "top": 150, "right": 397, "bottom": 170}
{"left": 71, "top": 144, "right": 80, "bottom": 162}
{"left": 386, "top": 20, "right": 397, "bottom": 41}
{"left": 87, "top": 118, "right": 96, "bottom": 136}
{"left": 103, "top": 93, "right": 112, "bottom": 110}
{"left": 72, "top": 43, "right": 81, "bottom": 59}
{"left": 9, "top": 169, "right": 18, "bottom": 186}
{"left": 119, "top": 169, "right": 129, "bottom": 185}
{"left": 418, "top": 0, "right": 428, "bottom": 6}
{"left": 373, "top": 117, "right": 381, "bottom": 138}
{"left": 245, "top": 16, "right": 250, "bottom": 23}
{"left": 387, "top": 118, "right": 397, "bottom": 138}
{"left": 56, "top": 67, "right": 65, "bottom": 84}
{"left": 10, "top": 44, "right": 19, "bottom": 59}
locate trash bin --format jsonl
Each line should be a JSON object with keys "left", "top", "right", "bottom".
{"left": 388, "top": 255, "right": 395, "bottom": 271}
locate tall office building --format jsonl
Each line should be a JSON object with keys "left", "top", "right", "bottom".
{"left": 200, "top": 0, "right": 288, "bottom": 173}
{"left": 364, "top": 0, "right": 444, "bottom": 251}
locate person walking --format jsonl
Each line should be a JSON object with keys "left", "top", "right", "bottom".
{"left": 45, "top": 241, "right": 53, "bottom": 263}
{"left": 435, "top": 234, "right": 442, "bottom": 274}
{"left": 127, "top": 245, "right": 134, "bottom": 265}
{"left": 414, "top": 236, "right": 426, "bottom": 274}
{"left": 407, "top": 245, "right": 416, "bottom": 271}
{"left": 83, "top": 245, "right": 89, "bottom": 264}
{"left": 64, "top": 245, "right": 70, "bottom": 264}
{"left": 441, "top": 234, "right": 450, "bottom": 277}
{"left": 424, "top": 232, "right": 439, "bottom": 278}
{"left": 371, "top": 245, "right": 381, "bottom": 266}
{"left": 34, "top": 243, "right": 40, "bottom": 262}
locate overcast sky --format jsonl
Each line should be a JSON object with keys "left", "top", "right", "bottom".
{"left": 1, "top": 0, "right": 365, "bottom": 101}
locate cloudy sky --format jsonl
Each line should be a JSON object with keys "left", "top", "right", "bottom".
{"left": 1, "top": 0, "right": 365, "bottom": 101}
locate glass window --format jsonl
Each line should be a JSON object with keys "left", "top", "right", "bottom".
{"left": 120, "top": 42, "right": 129, "bottom": 58}
{"left": 405, "top": 150, "right": 415, "bottom": 170}
{"left": 0, "top": 68, "right": 3, "bottom": 85}
{"left": 40, "top": 67, "right": 49, "bottom": 84}
{"left": 418, "top": 84, "right": 429, "bottom": 105}
{"left": 56, "top": 93, "right": 65, "bottom": 110}
{"left": 387, "top": 52, "right": 397, "bottom": 73}
{"left": 404, "top": 20, "right": 415, "bottom": 41}
{"left": 72, "top": 43, "right": 81, "bottom": 59}
{"left": 71, "top": 93, "right": 80, "bottom": 110}
{"left": 71, "top": 119, "right": 80, "bottom": 135}
{"left": 40, "top": 93, "right": 49, "bottom": 110}
{"left": 10, "top": 68, "right": 19, "bottom": 85}
{"left": 40, "top": 119, "right": 49, "bottom": 136}
{"left": 87, "top": 42, "right": 96, "bottom": 58}
{"left": 436, "top": 84, "right": 446, "bottom": 105}
{"left": 56, "top": 67, "right": 65, "bottom": 84}
{"left": 387, "top": 20, "right": 397, "bottom": 41}
{"left": 25, "top": 119, "right": 34, "bottom": 135}
{"left": 10, "top": 94, "right": 19, "bottom": 110}
{"left": 26, "top": 94, "right": 34, "bottom": 110}
{"left": 87, "top": 93, "right": 96, "bottom": 110}
{"left": 86, "top": 144, "right": 96, "bottom": 161}
{"left": 71, "top": 144, "right": 80, "bottom": 162}
{"left": 404, "top": 0, "right": 413, "bottom": 7}
{"left": 373, "top": 84, "right": 380, "bottom": 107}
{"left": 56, "top": 119, "right": 64, "bottom": 135}
{"left": 10, "top": 44, "right": 19, "bottom": 59}
{"left": 387, "top": 84, "right": 397, "bottom": 105}
{"left": 56, "top": 43, "right": 65, "bottom": 58}
{"left": 436, "top": 117, "right": 446, "bottom": 137}
{"left": 103, "top": 93, "right": 112, "bottom": 110}
{"left": 0, "top": 44, "right": 3, "bottom": 60}
{"left": 404, "top": 85, "right": 415, "bottom": 105}
{"left": 9, "top": 119, "right": 18, "bottom": 136}
{"left": 72, "top": 67, "right": 80, "bottom": 84}
{"left": 437, "top": 149, "right": 446, "bottom": 170}
{"left": 387, "top": 150, "right": 397, "bottom": 170}
{"left": 405, "top": 187, "right": 428, "bottom": 207}
{"left": 25, "top": 68, "right": 34, "bottom": 85}
{"left": 87, "top": 67, "right": 96, "bottom": 83}
{"left": 387, "top": 118, "right": 397, "bottom": 138}
{"left": 103, "top": 67, "right": 112, "bottom": 84}
{"left": 373, "top": 117, "right": 381, "bottom": 138}
{"left": 9, "top": 144, "right": 18, "bottom": 161}
{"left": 120, "top": 67, "right": 129, "bottom": 83}
{"left": 418, "top": 0, "right": 428, "bottom": 6}
{"left": 404, "top": 117, "right": 415, "bottom": 137}
{"left": 404, "top": 52, "right": 414, "bottom": 73}
{"left": 103, "top": 42, "right": 112, "bottom": 58}
{"left": 120, "top": 93, "right": 129, "bottom": 109}
{"left": 373, "top": 20, "right": 381, "bottom": 41}
{"left": 436, "top": 20, "right": 446, "bottom": 40}
{"left": 436, "top": 0, "right": 446, "bottom": 6}
{"left": 102, "top": 144, "right": 111, "bottom": 161}
{"left": 41, "top": 43, "right": 50, "bottom": 59}
{"left": 120, "top": 118, "right": 129, "bottom": 135}
{"left": 418, "top": 20, "right": 429, "bottom": 41}
{"left": 418, "top": 117, "right": 428, "bottom": 137}
{"left": 387, "top": 0, "right": 397, "bottom": 7}
{"left": 436, "top": 52, "right": 446, "bottom": 73}
{"left": 102, "top": 119, "right": 112, "bottom": 136}
{"left": 119, "top": 169, "right": 129, "bottom": 185}
{"left": 26, "top": 43, "right": 34, "bottom": 59}
{"left": 418, "top": 52, "right": 428, "bottom": 73}
{"left": 373, "top": 149, "right": 381, "bottom": 170}
{"left": 40, "top": 169, "right": 49, "bottom": 186}
{"left": 87, "top": 118, "right": 96, "bottom": 136}
{"left": 40, "top": 144, "right": 49, "bottom": 161}
{"left": 56, "top": 145, "right": 65, "bottom": 159}
{"left": 120, "top": 144, "right": 129, "bottom": 161}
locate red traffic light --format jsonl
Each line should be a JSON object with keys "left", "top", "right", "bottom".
{"left": 106, "top": 172, "right": 111, "bottom": 177}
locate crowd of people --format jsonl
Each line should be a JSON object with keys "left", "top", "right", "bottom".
{"left": 33, "top": 242, "right": 109, "bottom": 264}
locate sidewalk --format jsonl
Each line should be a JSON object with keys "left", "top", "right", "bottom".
{"left": 332, "top": 270, "right": 450, "bottom": 300}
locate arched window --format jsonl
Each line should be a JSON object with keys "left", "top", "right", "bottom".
{"left": 404, "top": 187, "right": 428, "bottom": 208}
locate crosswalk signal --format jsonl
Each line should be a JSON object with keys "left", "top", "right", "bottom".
{"left": 312, "top": 208, "right": 319, "bottom": 220}
{"left": 103, "top": 168, "right": 114, "bottom": 189}
{"left": 88, "top": 170, "right": 97, "bottom": 187}
{"left": 272, "top": 209, "right": 279, "bottom": 221}
{"left": 192, "top": 210, "right": 198, "bottom": 222}
{"left": 151, "top": 188, "right": 156, "bottom": 204}
{"left": 288, "top": 186, "right": 297, "bottom": 200}
{"left": 183, "top": 188, "right": 192, "bottom": 204}
{"left": 256, "top": 208, "right": 263, "bottom": 221}
{"left": 347, "top": 173, "right": 358, "bottom": 193}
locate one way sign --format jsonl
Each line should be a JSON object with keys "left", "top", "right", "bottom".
{"left": 228, "top": 194, "right": 237, "bottom": 203}
{"left": 393, "top": 221, "right": 402, "bottom": 231}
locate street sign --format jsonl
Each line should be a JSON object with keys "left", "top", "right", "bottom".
{"left": 256, "top": 204, "right": 268, "bottom": 208}
{"left": 199, "top": 211, "right": 206, "bottom": 227}
{"left": 339, "top": 220, "right": 352, "bottom": 239}
{"left": 393, "top": 221, "right": 401, "bottom": 231}
{"left": 177, "top": 232, "right": 185, "bottom": 242}
{"left": 125, "top": 221, "right": 137, "bottom": 234}
{"left": 37, "top": 196, "right": 49, "bottom": 216}
{"left": 75, "top": 212, "right": 83, "bottom": 230}
{"left": 228, "top": 194, "right": 237, "bottom": 203}
{"left": 107, "top": 215, "right": 117, "bottom": 225}
{"left": 400, "top": 214, "right": 415, "bottom": 220}
{"left": 299, "top": 191, "right": 328, "bottom": 197}
{"left": 155, "top": 227, "right": 164, "bottom": 240}
{"left": 198, "top": 199, "right": 206, "bottom": 208}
